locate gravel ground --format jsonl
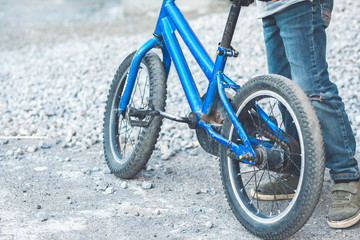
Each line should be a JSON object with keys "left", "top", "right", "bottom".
{"left": 0, "top": 0, "right": 359, "bottom": 239}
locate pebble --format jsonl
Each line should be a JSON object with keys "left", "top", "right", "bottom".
{"left": 5, "top": 150, "right": 14, "bottom": 156}
{"left": 97, "top": 182, "right": 108, "bottom": 191}
{"left": 355, "top": 115, "right": 360, "bottom": 123}
{"left": 205, "top": 222, "right": 213, "bottom": 229}
{"left": 38, "top": 212, "right": 48, "bottom": 222}
{"left": 189, "top": 148, "right": 198, "bottom": 156}
{"left": 16, "top": 148, "right": 24, "bottom": 155}
{"left": 120, "top": 181, "right": 128, "bottom": 189}
{"left": 34, "top": 166, "right": 48, "bottom": 171}
{"left": 160, "top": 145, "right": 169, "bottom": 155}
{"left": 200, "top": 189, "right": 209, "bottom": 194}
{"left": 152, "top": 209, "right": 161, "bottom": 216}
{"left": 161, "top": 152, "right": 172, "bottom": 160}
{"left": 133, "top": 210, "right": 140, "bottom": 216}
{"left": 142, "top": 182, "right": 153, "bottom": 189}
{"left": 163, "top": 167, "right": 173, "bottom": 175}
{"left": 38, "top": 141, "right": 52, "bottom": 149}
{"left": 146, "top": 165, "right": 154, "bottom": 171}
{"left": 27, "top": 146, "right": 37, "bottom": 153}
{"left": 105, "top": 187, "right": 115, "bottom": 194}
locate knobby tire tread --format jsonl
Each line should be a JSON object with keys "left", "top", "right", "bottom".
{"left": 103, "top": 51, "right": 167, "bottom": 179}
{"left": 220, "top": 75, "right": 325, "bottom": 239}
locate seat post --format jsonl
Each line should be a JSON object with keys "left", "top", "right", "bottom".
{"left": 220, "top": 0, "right": 241, "bottom": 49}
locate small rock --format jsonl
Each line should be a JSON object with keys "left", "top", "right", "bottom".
{"left": 200, "top": 188, "right": 208, "bottom": 194}
{"left": 142, "top": 182, "right": 153, "bottom": 189}
{"left": 160, "top": 145, "right": 169, "bottom": 154}
{"left": 189, "top": 148, "right": 198, "bottom": 156}
{"left": 5, "top": 150, "right": 14, "bottom": 156}
{"left": 146, "top": 165, "right": 154, "bottom": 171}
{"left": 66, "top": 128, "right": 76, "bottom": 142}
{"left": 97, "top": 182, "right": 108, "bottom": 191}
{"left": 38, "top": 141, "right": 51, "bottom": 149}
{"left": 18, "top": 128, "right": 30, "bottom": 136}
{"left": 152, "top": 209, "right": 161, "bottom": 216}
{"left": 34, "top": 166, "right": 48, "bottom": 171}
{"left": 161, "top": 152, "right": 172, "bottom": 160}
{"left": 163, "top": 167, "right": 173, "bottom": 175}
{"left": 209, "top": 189, "right": 217, "bottom": 195}
{"left": 355, "top": 115, "right": 360, "bottom": 123}
{"left": 38, "top": 212, "right": 48, "bottom": 222}
{"left": 180, "top": 141, "right": 188, "bottom": 147}
{"left": 85, "top": 138, "right": 93, "bottom": 146}
{"left": 16, "top": 148, "right": 24, "bottom": 155}
{"left": 120, "top": 181, "right": 128, "bottom": 189}
{"left": 205, "top": 221, "right": 213, "bottom": 229}
{"left": 37, "top": 205, "right": 42, "bottom": 209}
{"left": 105, "top": 187, "right": 115, "bottom": 194}
{"left": 27, "top": 146, "right": 37, "bottom": 153}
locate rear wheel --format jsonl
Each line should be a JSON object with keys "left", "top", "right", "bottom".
{"left": 220, "top": 75, "right": 325, "bottom": 239}
{"left": 103, "top": 51, "right": 167, "bottom": 179}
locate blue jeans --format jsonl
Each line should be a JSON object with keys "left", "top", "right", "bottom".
{"left": 262, "top": 0, "right": 359, "bottom": 181}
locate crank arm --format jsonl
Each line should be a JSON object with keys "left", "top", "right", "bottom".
{"left": 128, "top": 107, "right": 191, "bottom": 124}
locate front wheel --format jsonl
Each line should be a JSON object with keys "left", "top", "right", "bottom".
{"left": 103, "top": 51, "right": 167, "bottom": 179}
{"left": 220, "top": 75, "right": 325, "bottom": 239}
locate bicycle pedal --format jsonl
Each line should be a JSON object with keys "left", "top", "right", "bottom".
{"left": 128, "top": 116, "right": 153, "bottom": 128}
{"left": 127, "top": 107, "right": 155, "bottom": 128}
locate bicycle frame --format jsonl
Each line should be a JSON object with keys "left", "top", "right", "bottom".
{"left": 117, "top": 0, "right": 285, "bottom": 164}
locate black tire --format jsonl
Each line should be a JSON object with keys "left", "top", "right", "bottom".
{"left": 103, "top": 51, "right": 167, "bottom": 179}
{"left": 220, "top": 75, "right": 325, "bottom": 239}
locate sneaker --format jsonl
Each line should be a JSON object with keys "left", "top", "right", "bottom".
{"left": 327, "top": 181, "right": 360, "bottom": 228}
{"left": 250, "top": 174, "right": 299, "bottom": 200}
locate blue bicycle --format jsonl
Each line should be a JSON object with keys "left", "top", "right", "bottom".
{"left": 103, "top": 0, "right": 325, "bottom": 239}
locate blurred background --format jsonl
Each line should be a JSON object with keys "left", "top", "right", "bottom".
{"left": 0, "top": 0, "right": 229, "bottom": 50}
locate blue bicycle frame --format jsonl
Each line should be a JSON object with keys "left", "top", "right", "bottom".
{"left": 117, "top": 0, "right": 284, "bottom": 164}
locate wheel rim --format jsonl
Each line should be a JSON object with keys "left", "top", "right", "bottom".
{"left": 109, "top": 64, "right": 150, "bottom": 164}
{"left": 228, "top": 90, "right": 305, "bottom": 224}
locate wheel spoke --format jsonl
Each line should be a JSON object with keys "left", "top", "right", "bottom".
{"left": 135, "top": 68, "right": 144, "bottom": 107}
{"left": 267, "top": 172, "right": 297, "bottom": 195}
{"left": 265, "top": 166, "right": 281, "bottom": 214}
{"left": 253, "top": 169, "right": 266, "bottom": 210}
{"left": 140, "top": 75, "right": 149, "bottom": 109}
{"left": 242, "top": 170, "right": 258, "bottom": 189}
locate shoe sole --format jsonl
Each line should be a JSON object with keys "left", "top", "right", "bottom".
{"left": 327, "top": 210, "right": 360, "bottom": 229}
{"left": 250, "top": 189, "right": 295, "bottom": 201}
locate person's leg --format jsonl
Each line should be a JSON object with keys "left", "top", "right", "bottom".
{"left": 270, "top": 0, "right": 360, "bottom": 228}
{"left": 273, "top": 0, "right": 359, "bottom": 182}
{"left": 262, "top": 16, "right": 291, "bottom": 80}
{"left": 250, "top": 15, "right": 301, "bottom": 201}
{"left": 262, "top": 15, "right": 299, "bottom": 140}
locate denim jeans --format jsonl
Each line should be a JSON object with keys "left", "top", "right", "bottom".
{"left": 262, "top": 0, "right": 359, "bottom": 181}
